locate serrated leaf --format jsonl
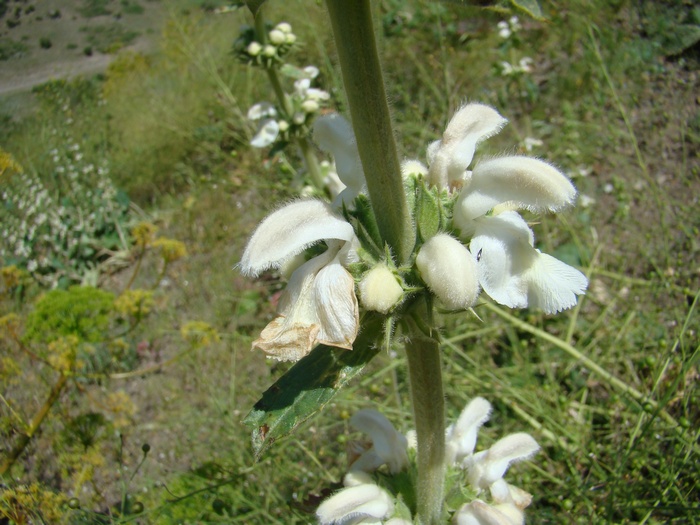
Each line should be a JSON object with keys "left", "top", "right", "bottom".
{"left": 243, "top": 315, "right": 383, "bottom": 458}
{"left": 510, "top": 0, "right": 544, "bottom": 20}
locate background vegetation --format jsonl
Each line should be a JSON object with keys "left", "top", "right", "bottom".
{"left": 0, "top": 0, "right": 698, "bottom": 523}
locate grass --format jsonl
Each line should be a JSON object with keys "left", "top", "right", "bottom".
{"left": 0, "top": 0, "right": 698, "bottom": 523}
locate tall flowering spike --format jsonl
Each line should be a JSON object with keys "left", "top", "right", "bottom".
{"left": 465, "top": 432, "right": 540, "bottom": 492}
{"left": 314, "top": 114, "right": 366, "bottom": 207}
{"left": 316, "top": 483, "right": 394, "bottom": 525}
{"left": 446, "top": 397, "right": 492, "bottom": 464}
{"left": 240, "top": 200, "right": 359, "bottom": 361}
{"left": 350, "top": 409, "right": 409, "bottom": 474}
{"left": 416, "top": 234, "right": 480, "bottom": 310}
{"left": 427, "top": 103, "right": 508, "bottom": 189}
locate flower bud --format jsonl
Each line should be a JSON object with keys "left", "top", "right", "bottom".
{"left": 358, "top": 266, "right": 403, "bottom": 314}
{"left": 285, "top": 33, "right": 297, "bottom": 45}
{"left": 277, "top": 120, "right": 289, "bottom": 132}
{"left": 301, "top": 99, "right": 320, "bottom": 113}
{"left": 275, "top": 22, "right": 292, "bottom": 34}
{"left": 415, "top": 234, "right": 479, "bottom": 310}
{"left": 246, "top": 41, "right": 262, "bottom": 56}
{"left": 262, "top": 45, "right": 276, "bottom": 57}
{"left": 268, "top": 29, "right": 286, "bottom": 45}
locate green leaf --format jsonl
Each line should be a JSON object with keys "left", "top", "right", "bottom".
{"left": 509, "top": 0, "right": 544, "bottom": 20}
{"left": 415, "top": 181, "right": 441, "bottom": 242}
{"left": 243, "top": 315, "right": 383, "bottom": 458}
{"left": 661, "top": 24, "right": 700, "bottom": 56}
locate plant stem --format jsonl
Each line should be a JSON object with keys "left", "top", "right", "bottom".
{"left": 325, "top": 0, "right": 414, "bottom": 263}
{"left": 0, "top": 372, "right": 68, "bottom": 476}
{"left": 405, "top": 316, "right": 445, "bottom": 525}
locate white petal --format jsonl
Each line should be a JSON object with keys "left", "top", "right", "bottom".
{"left": 239, "top": 200, "right": 354, "bottom": 276}
{"left": 453, "top": 500, "right": 517, "bottom": 525}
{"left": 313, "top": 259, "right": 359, "bottom": 349}
{"left": 416, "top": 234, "right": 480, "bottom": 310}
{"left": 466, "top": 433, "right": 539, "bottom": 490}
{"left": 247, "top": 102, "right": 276, "bottom": 120}
{"left": 350, "top": 409, "right": 408, "bottom": 474}
{"left": 250, "top": 119, "right": 279, "bottom": 148}
{"left": 458, "top": 156, "right": 576, "bottom": 221}
{"left": 428, "top": 103, "right": 508, "bottom": 188}
{"left": 316, "top": 484, "right": 394, "bottom": 525}
{"left": 294, "top": 77, "right": 311, "bottom": 95}
{"left": 303, "top": 65, "right": 320, "bottom": 78}
{"left": 469, "top": 213, "right": 536, "bottom": 309}
{"left": 523, "top": 251, "right": 588, "bottom": 313}
{"left": 446, "top": 397, "right": 492, "bottom": 463}
{"left": 314, "top": 114, "right": 365, "bottom": 195}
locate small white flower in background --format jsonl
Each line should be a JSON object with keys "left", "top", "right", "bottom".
{"left": 497, "top": 21, "right": 511, "bottom": 39}
{"left": 522, "top": 137, "right": 543, "bottom": 152}
{"left": 239, "top": 200, "right": 360, "bottom": 361}
{"left": 427, "top": 103, "right": 587, "bottom": 314}
{"left": 518, "top": 57, "right": 533, "bottom": 73}
{"left": 247, "top": 102, "right": 279, "bottom": 148}
{"left": 579, "top": 194, "right": 595, "bottom": 208}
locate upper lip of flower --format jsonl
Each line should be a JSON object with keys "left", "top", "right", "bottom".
{"left": 239, "top": 199, "right": 360, "bottom": 361}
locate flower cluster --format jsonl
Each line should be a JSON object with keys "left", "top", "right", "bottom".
{"left": 247, "top": 66, "right": 331, "bottom": 148}
{"left": 316, "top": 398, "right": 538, "bottom": 524}
{"left": 499, "top": 57, "right": 534, "bottom": 77}
{"left": 234, "top": 21, "right": 296, "bottom": 68}
{"left": 0, "top": 136, "right": 132, "bottom": 286}
{"left": 240, "top": 103, "right": 587, "bottom": 361}
{"left": 497, "top": 17, "right": 521, "bottom": 40}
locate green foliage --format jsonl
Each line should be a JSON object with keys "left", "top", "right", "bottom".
{"left": 0, "top": 38, "right": 27, "bottom": 60}
{"left": 78, "top": 0, "right": 113, "bottom": 18}
{"left": 23, "top": 286, "right": 115, "bottom": 344}
{"left": 80, "top": 23, "right": 140, "bottom": 54}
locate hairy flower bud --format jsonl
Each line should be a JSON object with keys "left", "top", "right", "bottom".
{"left": 416, "top": 234, "right": 479, "bottom": 310}
{"left": 359, "top": 265, "right": 403, "bottom": 314}
{"left": 268, "top": 29, "right": 286, "bottom": 45}
{"left": 246, "top": 41, "right": 262, "bottom": 56}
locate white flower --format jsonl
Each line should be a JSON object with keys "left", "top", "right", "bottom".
{"left": 316, "top": 483, "right": 394, "bottom": 525}
{"left": 247, "top": 102, "right": 280, "bottom": 148}
{"left": 314, "top": 114, "right": 366, "bottom": 207}
{"left": 463, "top": 432, "right": 539, "bottom": 492}
{"left": 445, "top": 397, "right": 492, "bottom": 464}
{"left": 453, "top": 499, "right": 522, "bottom": 525}
{"left": 240, "top": 200, "right": 360, "bottom": 361}
{"left": 428, "top": 103, "right": 587, "bottom": 314}
{"left": 415, "top": 234, "right": 480, "bottom": 311}
{"left": 349, "top": 409, "right": 409, "bottom": 474}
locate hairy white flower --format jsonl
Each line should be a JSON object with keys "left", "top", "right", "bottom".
{"left": 445, "top": 397, "right": 492, "bottom": 464}
{"left": 416, "top": 234, "right": 480, "bottom": 310}
{"left": 316, "top": 483, "right": 394, "bottom": 525}
{"left": 314, "top": 114, "right": 366, "bottom": 207}
{"left": 240, "top": 200, "right": 359, "bottom": 361}
{"left": 350, "top": 409, "right": 409, "bottom": 474}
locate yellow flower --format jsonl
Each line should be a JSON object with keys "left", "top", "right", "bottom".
{"left": 181, "top": 320, "right": 220, "bottom": 347}
{"left": 114, "top": 289, "right": 155, "bottom": 317}
{"left": 132, "top": 222, "right": 158, "bottom": 247}
{"left": 152, "top": 237, "right": 188, "bottom": 263}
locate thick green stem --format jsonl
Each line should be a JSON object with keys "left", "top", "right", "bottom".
{"left": 405, "top": 317, "right": 445, "bottom": 525}
{"left": 325, "top": 0, "right": 414, "bottom": 263}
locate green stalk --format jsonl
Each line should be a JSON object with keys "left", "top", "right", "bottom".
{"left": 325, "top": 0, "right": 414, "bottom": 264}
{"left": 405, "top": 316, "right": 445, "bottom": 525}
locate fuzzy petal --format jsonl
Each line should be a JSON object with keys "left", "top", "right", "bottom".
{"left": 316, "top": 484, "right": 394, "bottom": 525}
{"left": 314, "top": 114, "right": 365, "bottom": 199}
{"left": 416, "top": 234, "right": 480, "bottom": 310}
{"left": 469, "top": 212, "right": 536, "bottom": 309}
{"left": 465, "top": 433, "right": 539, "bottom": 490}
{"left": 313, "top": 260, "right": 359, "bottom": 349}
{"left": 250, "top": 119, "right": 280, "bottom": 148}
{"left": 453, "top": 500, "right": 520, "bottom": 525}
{"left": 428, "top": 103, "right": 508, "bottom": 188}
{"left": 350, "top": 410, "right": 408, "bottom": 474}
{"left": 446, "top": 397, "right": 492, "bottom": 464}
{"left": 523, "top": 251, "right": 588, "bottom": 314}
{"left": 240, "top": 200, "right": 354, "bottom": 277}
{"left": 456, "top": 156, "right": 577, "bottom": 222}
